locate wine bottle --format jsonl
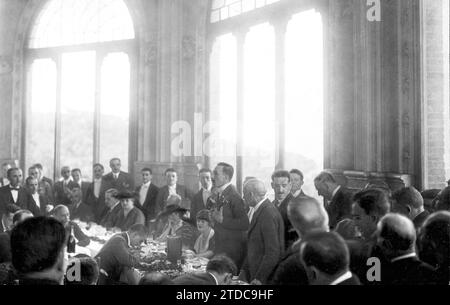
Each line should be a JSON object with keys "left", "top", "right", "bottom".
{"left": 67, "top": 224, "right": 76, "bottom": 253}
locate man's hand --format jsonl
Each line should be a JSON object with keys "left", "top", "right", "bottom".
{"left": 211, "top": 207, "right": 223, "bottom": 224}
{"left": 45, "top": 205, "right": 54, "bottom": 213}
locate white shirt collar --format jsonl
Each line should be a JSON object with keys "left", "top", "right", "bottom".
{"left": 125, "top": 232, "right": 131, "bottom": 248}
{"left": 94, "top": 178, "right": 102, "bottom": 182}
{"left": 330, "top": 271, "right": 353, "bottom": 285}
{"left": 202, "top": 185, "right": 212, "bottom": 192}
{"left": 142, "top": 181, "right": 151, "bottom": 188}
{"left": 110, "top": 201, "right": 120, "bottom": 211}
{"left": 391, "top": 252, "right": 416, "bottom": 263}
{"left": 331, "top": 185, "right": 341, "bottom": 201}
{"left": 218, "top": 182, "right": 232, "bottom": 194}
{"left": 208, "top": 272, "right": 219, "bottom": 285}
{"left": 292, "top": 189, "right": 302, "bottom": 198}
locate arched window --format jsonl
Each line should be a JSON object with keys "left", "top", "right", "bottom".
{"left": 208, "top": 0, "right": 325, "bottom": 198}
{"left": 25, "top": 0, "right": 136, "bottom": 180}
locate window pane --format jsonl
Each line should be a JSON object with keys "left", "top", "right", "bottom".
{"left": 243, "top": 23, "right": 276, "bottom": 194}
{"left": 27, "top": 59, "right": 56, "bottom": 180}
{"left": 100, "top": 52, "right": 130, "bottom": 172}
{"left": 60, "top": 51, "right": 95, "bottom": 180}
{"left": 285, "top": 10, "right": 324, "bottom": 198}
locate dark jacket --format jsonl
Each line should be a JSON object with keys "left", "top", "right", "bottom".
{"left": 100, "top": 204, "right": 123, "bottom": 229}
{"left": 0, "top": 186, "right": 32, "bottom": 217}
{"left": 85, "top": 178, "right": 111, "bottom": 224}
{"left": 172, "top": 272, "right": 217, "bottom": 285}
{"left": 190, "top": 188, "right": 211, "bottom": 223}
{"left": 273, "top": 193, "right": 304, "bottom": 250}
{"left": 135, "top": 183, "right": 159, "bottom": 221}
{"left": 27, "top": 193, "right": 51, "bottom": 217}
{"left": 241, "top": 200, "right": 284, "bottom": 284}
{"left": 68, "top": 202, "right": 94, "bottom": 223}
{"left": 326, "top": 186, "right": 353, "bottom": 229}
{"left": 95, "top": 232, "right": 140, "bottom": 284}
{"left": 53, "top": 180, "right": 76, "bottom": 206}
{"left": 413, "top": 210, "right": 430, "bottom": 230}
{"left": 72, "top": 181, "right": 91, "bottom": 204}
{"left": 382, "top": 256, "right": 439, "bottom": 285}
{"left": 269, "top": 240, "right": 309, "bottom": 285}
{"left": 155, "top": 184, "right": 194, "bottom": 214}
{"left": 0, "top": 232, "right": 11, "bottom": 263}
{"left": 115, "top": 207, "right": 145, "bottom": 231}
{"left": 208, "top": 185, "right": 249, "bottom": 270}
{"left": 103, "top": 171, "right": 133, "bottom": 193}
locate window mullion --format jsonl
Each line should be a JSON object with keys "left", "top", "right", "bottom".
{"left": 93, "top": 52, "right": 106, "bottom": 165}
{"left": 53, "top": 54, "right": 62, "bottom": 182}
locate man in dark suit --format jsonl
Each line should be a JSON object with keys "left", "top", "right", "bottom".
{"left": 376, "top": 213, "right": 438, "bottom": 285}
{"left": 100, "top": 189, "right": 123, "bottom": 229}
{"left": 28, "top": 166, "right": 54, "bottom": 204}
{"left": 71, "top": 168, "right": 90, "bottom": 204}
{"left": 53, "top": 205, "right": 90, "bottom": 247}
{"left": 155, "top": 168, "right": 194, "bottom": 214}
{"left": 190, "top": 168, "right": 213, "bottom": 223}
{"left": 0, "top": 210, "right": 34, "bottom": 264}
{"left": 0, "top": 168, "right": 32, "bottom": 218}
{"left": 314, "top": 171, "right": 354, "bottom": 229}
{"left": 0, "top": 204, "right": 20, "bottom": 233}
{"left": 85, "top": 163, "right": 110, "bottom": 223}
{"left": 240, "top": 179, "right": 284, "bottom": 285}
{"left": 392, "top": 186, "right": 430, "bottom": 230}
{"left": 289, "top": 169, "right": 308, "bottom": 199}
{"left": 209, "top": 163, "right": 249, "bottom": 271}
{"left": 33, "top": 163, "right": 53, "bottom": 187}
{"left": 95, "top": 224, "right": 147, "bottom": 285}
{"left": 300, "top": 231, "right": 361, "bottom": 285}
{"left": 67, "top": 186, "right": 94, "bottom": 223}
{"left": 135, "top": 167, "right": 159, "bottom": 223}
{"left": 102, "top": 158, "right": 133, "bottom": 193}
{"left": 173, "top": 254, "right": 237, "bottom": 285}
{"left": 269, "top": 196, "right": 329, "bottom": 285}
{"left": 272, "top": 170, "right": 296, "bottom": 250}
{"left": 25, "top": 176, "right": 53, "bottom": 217}
{"left": 53, "top": 166, "right": 75, "bottom": 206}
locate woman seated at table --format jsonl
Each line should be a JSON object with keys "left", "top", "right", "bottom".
{"left": 156, "top": 197, "right": 196, "bottom": 250}
{"left": 193, "top": 210, "right": 215, "bottom": 259}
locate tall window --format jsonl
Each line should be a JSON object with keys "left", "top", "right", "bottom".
{"left": 25, "top": 0, "right": 135, "bottom": 180}
{"left": 209, "top": 1, "right": 324, "bottom": 198}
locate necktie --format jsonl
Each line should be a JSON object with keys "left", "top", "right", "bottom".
{"left": 248, "top": 207, "right": 255, "bottom": 223}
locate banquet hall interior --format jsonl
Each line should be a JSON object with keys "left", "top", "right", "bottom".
{"left": 0, "top": 0, "right": 449, "bottom": 286}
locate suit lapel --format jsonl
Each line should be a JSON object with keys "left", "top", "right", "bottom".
{"left": 248, "top": 200, "right": 269, "bottom": 234}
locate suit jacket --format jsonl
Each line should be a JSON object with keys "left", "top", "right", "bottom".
{"left": 135, "top": 183, "right": 159, "bottom": 221}
{"left": 383, "top": 256, "right": 438, "bottom": 285}
{"left": 0, "top": 231, "right": 11, "bottom": 263}
{"left": 336, "top": 274, "right": 361, "bottom": 285}
{"left": 269, "top": 240, "right": 308, "bottom": 285}
{"left": 68, "top": 202, "right": 94, "bottom": 223}
{"left": 190, "top": 189, "right": 211, "bottom": 223}
{"left": 100, "top": 204, "right": 123, "bottom": 229}
{"left": 413, "top": 210, "right": 430, "bottom": 230}
{"left": 53, "top": 180, "right": 76, "bottom": 206}
{"left": 103, "top": 171, "right": 133, "bottom": 193}
{"left": 155, "top": 184, "right": 194, "bottom": 214}
{"left": 241, "top": 200, "right": 284, "bottom": 284}
{"left": 0, "top": 186, "right": 32, "bottom": 217}
{"left": 115, "top": 207, "right": 145, "bottom": 231}
{"left": 85, "top": 178, "right": 111, "bottom": 224}
{"left": 210, "top": 185, "right": 249, "bottom": 270}
{"left": 326, "top": 186, "right": 354, "bottom": 229}
{"left": 95, "top": 232, "right": 140, "bottom": 284}
{"left": 273, "top": 193, "right": 301, "bottom": 250}
{"left": 172, "top": 272, "right": 217, "bottom": 285}
{"left": 28, "top": 193, "right": 51, "bottom": 217}
{"left": 71, "top": 181, "right": 90, "bottom": 203}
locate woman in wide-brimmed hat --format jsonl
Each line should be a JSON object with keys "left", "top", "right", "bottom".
{"left": 113, "top": 190, "right": 145, "bottom": 232}
{"left": 193, "top": 209, "right": 215, "bottom": 259}
{"left": 155, "top": 195, "right": 196, "bottom": 250}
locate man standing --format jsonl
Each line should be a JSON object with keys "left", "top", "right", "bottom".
{"left": 190, "top": 168, "right": 213, "bottom": 223}
{"left": 0, "top": 168, "right": 32, "bottom": 218}
{"left": 71, "top": 168, "right": 90, "bottom": 203}
{"left": 289, "top": 169, "right": 307, "bottom": 199}
{"left": 240, "top": 179, "right": 284, "bottom": 285}
{"left": 53, "top": 166, "right": 74, "bottom": 206}
{"left": 68, "top": 187, "right": 94, "bottom": 223}
{"left": 392, "top": 186, "right": 430, "bottom": 230}
{"left": 33, "top": 163, "right": 53, "bottom": 187}
{"left": 209, "top": 163, "right": 249, "bottom": 270}
{"left": 155, "top": 168, "right": 194, "bottom": 213}
{"left": 85, "top": 163, "right": 109, "bottom": 223}
{"left": 28, "top": 165, "right": 54, "bottom": 203}
{"left": 314, "top": 171, "right": 353, "bottom": 229}
{"left": 135, "top": 168, "right": 159, "bottom": 223}
{"left": 25, "top": 176, "right": 53, "bottom": 216}
{"left": 103, "top": 158, "right": 133, "bottom": 193}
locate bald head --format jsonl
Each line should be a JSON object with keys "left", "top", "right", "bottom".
{"left": 243, "top": 179, "right": 267, "bottom": 207}
{"left": 287, "top": 197, "right": 329, "bottom": 237}
{"left": 53, "top": 205, "right": 70, "bottom": 226}
{"left": 377, "top": 213, "right": 416, "bottom": 259}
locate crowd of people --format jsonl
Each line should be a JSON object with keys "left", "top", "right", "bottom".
{"left": 0, "top": 158, "right": 449, "bottom": 285}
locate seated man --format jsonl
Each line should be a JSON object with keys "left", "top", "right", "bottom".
{"left": 71, "top": 168, "right": 90, "bottom": 203}
{"left": 65, "top": 255, "right": 99, "bottom": 285}
{"left": 68, "top": 187, "right": 94, "bottom": 223}
{"left": 300, "top": 231, "right": 361, "bottom": 285}
{"left": 53, "top": 205, "right": 90, "bottom": 247}
{"left": 139, "top": 272, "right": 173, "bottom": 285}
{"left": 100, "top": 189, "right": 122, "bottom": 230}
{"left": 113, "top": 191, "right": 145, "bottom": 232}
{"left": 0, "top": 209, "right": 34, "bottom": 263}
{"left": 392, "top": 186, "right": 429, "bottom": 230}
{"left": 376, "top": 213, "right": 438, "bottom": 285}
{"left": 1, "top": 204, "right": 20, "bottom": 233}
{"left": 418, "top": 211, "right": 450, "bottom": 284}
{"left": 172, "top": 254, "right": 237, "bottom": 285}
{"left": 25, "top": 176, "right": 53, "bottom": 217}
{"left": 156, "top": 196, "right": 196, "bottom": 250}
{"left": 95, "top": 224, "right": 147, "bottom": 285}
{"left": 11, "top": 217, "right": 67, "bottom": 285}
{"left": 155, "top": 168, "right": 193, "bottom": 213}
